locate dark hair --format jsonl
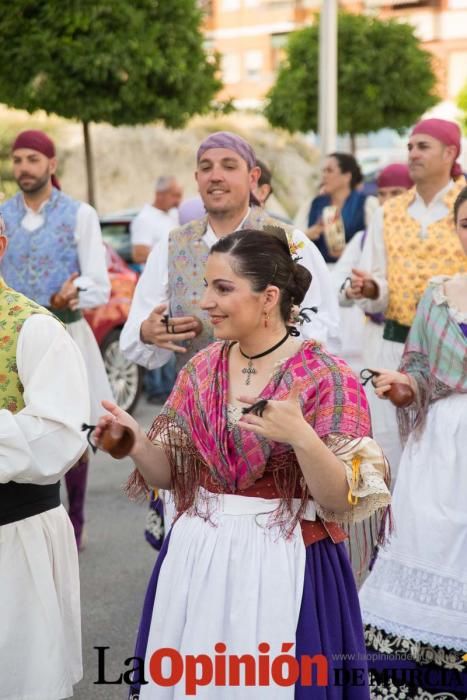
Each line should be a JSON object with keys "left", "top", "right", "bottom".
{"left": 256, "top": 158, "right": 273, "bottom": 191}
{"left": 454, "top": 185, "right": 467, "bottom": 223}
{"left": 329, "top": 152, "right": 363, "bottom": 189}
{"left": 210, "top": 227, "right": 311, "bottom": 324}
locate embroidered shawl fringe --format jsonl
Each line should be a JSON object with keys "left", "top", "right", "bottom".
{"left": 398, "top": 352, "right": 457, "bottom": 443}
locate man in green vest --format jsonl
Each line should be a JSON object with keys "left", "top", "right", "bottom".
{"left": 0, "top": 215, "right": 90, "bottom": 699}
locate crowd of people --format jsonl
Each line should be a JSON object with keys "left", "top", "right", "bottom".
{"left": 0, "top": 118, "right": 465, "bottom": 700}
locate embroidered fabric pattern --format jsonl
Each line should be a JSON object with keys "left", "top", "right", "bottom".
{"left": 369, "top": 674, "right": 462, "bottom": 700}
{"left": 362, "top": 557, "right": 466, "bottom": 618}
{"left": 365, "top": 625, "right": 466, "bottom": 671}
{"left": 363, "top": 611, "right": 466, "bottom": 653}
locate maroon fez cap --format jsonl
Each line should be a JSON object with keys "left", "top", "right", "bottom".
{"left": 12, "top": 130, "right": 61, "bottom": 189}
{"left": 12, "top": 130, "right": 56, "bottom": 158}
{"left": 377, "top": 164, "right": 413, "bottom": 190}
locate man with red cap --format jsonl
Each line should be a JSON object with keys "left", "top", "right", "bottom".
{"left": 347, "top": 118, "right": 466, "bottom": 478}
{"left": 0, "top": 213, "right": 89, "bottom": 700}
{"left": 0, "top": 129, "right": 114, "bottom": 551}
{"left": 332, "top": 163, "right": 413, "bottom": 375}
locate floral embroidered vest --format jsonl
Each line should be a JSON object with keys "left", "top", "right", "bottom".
{"left": 383, "top": 179, "right": 467, "bottom": 327}
{"left": 168, "top": 207, "right": 298, "bottom": 372}
{"left": 0, "top": 188, "right": 80, "bottom": 307}
{"left": 0, "top": 279, "right": 53, "bottom": 414}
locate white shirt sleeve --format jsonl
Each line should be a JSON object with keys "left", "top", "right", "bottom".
{"left": 0, "top": 314, "right": 90, "bottom": 484}
{"left": 355, "top": 206, "right": 388, "bottom": 314}
{"left": 131, "top": 207, "right": 153, "bottom": 247}
{"left": 74, "top": 203, "right": 111, "bottom": 309}
{"left": 292, "top": 228, "right": 341, "bottom": 352}
{"left": 119, "top": 236, "right": 174, "bottom": 369}
{"left": 332, "top": 232, "right": 364, "bottom": 307}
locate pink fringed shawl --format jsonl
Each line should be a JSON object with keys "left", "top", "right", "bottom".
{"left": 129, "top": 340, "right": 372, "bottom": 534}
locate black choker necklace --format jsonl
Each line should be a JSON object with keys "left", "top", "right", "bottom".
{"left": 239, "top": 331, "right": 290, "bottom": 385}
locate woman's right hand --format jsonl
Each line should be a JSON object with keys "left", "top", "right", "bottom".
{"left": 94, "top": 399, "right": 144, "bottom": 455}
{"left": 306, "top": 222, "right": 324, "bottom": 241}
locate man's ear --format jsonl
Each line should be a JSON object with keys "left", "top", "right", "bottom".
{"left": 443, "top": 144, "right": 457, "bottom": 168}
{"left": 49, "top": 156, "right": 58, "bottom": 175}
{"left": 249, "top": 165, "right": 261, "bottom": 188}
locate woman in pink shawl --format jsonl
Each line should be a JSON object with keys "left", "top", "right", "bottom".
{"left": 96, "top": 228, "right": 390, "bottom": 699}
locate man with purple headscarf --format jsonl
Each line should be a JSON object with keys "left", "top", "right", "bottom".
{"left": 347, "top": 118, "right": 466, "bottom": 479}
{"left": 120, "top": 131, "right": 340, "bottom": 374}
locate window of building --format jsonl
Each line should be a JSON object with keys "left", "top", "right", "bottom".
{"left": 448, "top": 51, "right": 467, "bottom": 98}
{"left": 271, "top": 33, "right": 289, "bottom": 72}
{"left": 244, "top": 50, "right": 264, "bottom": 81}
{"left": 222, "top": 0, "right": 241, "bottom": 10}
{"left": 222, "top": 52, "right": 241, "bottom": 84}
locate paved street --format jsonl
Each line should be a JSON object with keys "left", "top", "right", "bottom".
{"left": 74, "top": 397, "right": 159, "bottom": 700}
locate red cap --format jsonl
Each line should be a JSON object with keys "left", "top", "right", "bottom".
{"left": 411, "top": 118, "right": 462, "bottom": 178}
{"left": 12, "top": 130, "right": 61, "bottom": 189}
{"left": 377, "top": 164, "right": 413, "bottom": 190}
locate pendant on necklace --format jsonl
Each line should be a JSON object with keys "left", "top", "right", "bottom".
{"left": 242, "top": 360, "right": 256, "bottom": 385}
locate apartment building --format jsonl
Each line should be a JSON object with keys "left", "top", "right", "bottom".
{"left": 202, "top": 0, "right": 467, "bottom": 109}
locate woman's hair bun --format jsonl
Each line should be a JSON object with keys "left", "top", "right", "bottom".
{"left": 289, "top": 263, "right": 312, "bottom": 306}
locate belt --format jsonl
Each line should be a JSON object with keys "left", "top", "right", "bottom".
{"left": 48, "top": 307, "right": 83, "bottom": 324}
{"left": 0, "top": 481, "right": 60, "bottom": 526}
{"left": 383, "top": 319, "right": 410, "bottom": 344}
{"left": 196, "top": 487, "right": 317, "bottom": 521}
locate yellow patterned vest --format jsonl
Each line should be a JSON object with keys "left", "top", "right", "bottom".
{"left": 383, "top": 179, "right": 467, "bottom": 327}
{"left": 0, "top": 278, "right": 53, "bottom": 414}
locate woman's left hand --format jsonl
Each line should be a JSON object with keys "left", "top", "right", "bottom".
{"left": 236, "top": 383, "right": 309, "bottom": 444}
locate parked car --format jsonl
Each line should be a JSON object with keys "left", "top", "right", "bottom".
{"left": 99, "top": 209, "right": 138, "bottom": 265}
{"left": 84, "top": 244, "right": 143, "bottom": 413}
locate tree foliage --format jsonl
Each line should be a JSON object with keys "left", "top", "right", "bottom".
{"left": 457, "top": 82, "right": 467, "bottom": 134}
{"left": 0, "top": 0, "right": 221, "bottom": 128}
{"left": 265, "top": 12, "right": 439, "bottom": 138}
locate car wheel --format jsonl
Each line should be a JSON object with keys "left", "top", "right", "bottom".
{"left": 101, "top": 328, "right": 143, "bottom": 414}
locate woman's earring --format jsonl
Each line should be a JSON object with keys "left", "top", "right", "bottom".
{"left": 264, "top": 312, "right": 270, "bottom": 328}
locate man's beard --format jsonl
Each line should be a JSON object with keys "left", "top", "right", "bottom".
{"left": 16, "top": 172, "right": 50, "bottom": 194}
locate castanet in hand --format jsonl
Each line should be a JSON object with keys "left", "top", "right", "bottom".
{"left": 82, "top": 422, "right": 135, "bottom": 459}
{"left": 360, "top": 369, "right": 415, "bottom": 408}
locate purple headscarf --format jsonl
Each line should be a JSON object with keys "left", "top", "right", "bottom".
{"left": 178, "top": 196, "right": 206, "bottom": 226}
{"left": 197, "top": 131, "right": 256, "bottom": 170}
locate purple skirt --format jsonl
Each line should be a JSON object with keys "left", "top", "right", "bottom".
{"left": 130, "top": 533, "right": 369, "bottom": 699}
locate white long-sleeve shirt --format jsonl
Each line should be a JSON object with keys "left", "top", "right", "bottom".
{"left": 0, "top": 314, "right": 90, "bottom": 485}
{"left": 356, "top": 181, "right": 454, "bottom": 314}
{"left": 120, "top": 218, "right": 341, "bottom": 369}
{"left": 21, "top": 201, "right": 110, "bottom": 309}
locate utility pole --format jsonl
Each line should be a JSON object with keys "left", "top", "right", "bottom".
{"left": 318, "top": 0, "right": 338, "bottom": 160}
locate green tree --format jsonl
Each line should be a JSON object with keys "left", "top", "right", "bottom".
{"left": 265, "top": 12, "right": 439, "bottom": 152}
{"left": 457, "top": 82, "right": 467, "bottom": 134}
{"left": 0, "top": 0, "right": 221, "bottom": 206}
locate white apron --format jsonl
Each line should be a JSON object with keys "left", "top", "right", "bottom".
{"left": 360, "top": 392, "right": 467, "bottom": 651}
{"left": 0, "top": 505, "right": 82, "bottom": 700}
{"left": 140, "top": 490, "right": 316, "bottom": 699}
